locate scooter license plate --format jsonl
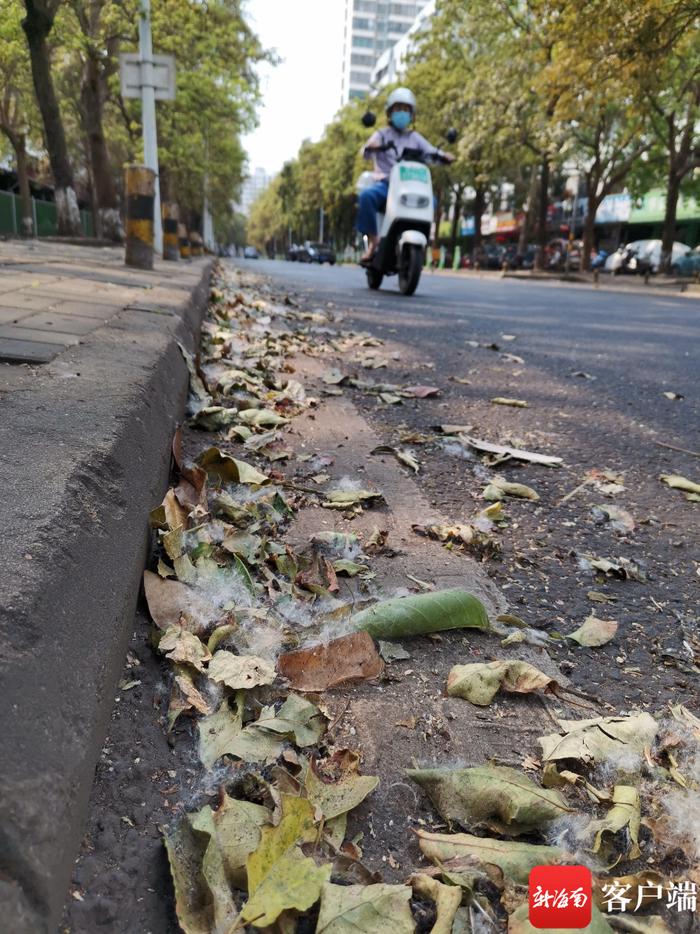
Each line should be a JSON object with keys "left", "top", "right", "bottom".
{"left": 399, "top": 165, "right": 429, "bottom": 183}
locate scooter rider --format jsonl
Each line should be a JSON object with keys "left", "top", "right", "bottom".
{"left": 358, "top": 87, "right": 454, "bottom": 263}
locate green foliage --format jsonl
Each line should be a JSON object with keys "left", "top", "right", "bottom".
{"left": 0, "top": 0, "right": 41, "bottom": 151}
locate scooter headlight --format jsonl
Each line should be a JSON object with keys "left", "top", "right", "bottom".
{"left": 400, "top": 193, "right": 430, "bottom": 208}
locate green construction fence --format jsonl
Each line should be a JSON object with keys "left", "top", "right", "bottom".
{"left": 0, "top": 189, "right": 93, "bottom": 238}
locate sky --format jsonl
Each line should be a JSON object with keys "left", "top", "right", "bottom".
{"left": 242, "top": 0, "right": 347, "bottom": 178}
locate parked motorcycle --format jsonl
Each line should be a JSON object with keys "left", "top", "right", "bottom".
{"left": 358, "top": 113, "right": 455, "bottom": 296}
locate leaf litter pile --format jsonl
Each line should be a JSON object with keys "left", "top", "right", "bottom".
{"left": 142, "top": 265, "right": 699, "bottom": 933}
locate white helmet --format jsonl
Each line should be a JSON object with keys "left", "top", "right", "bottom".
{"left": 385, "top": 87, "right": 416, "bottom": 115}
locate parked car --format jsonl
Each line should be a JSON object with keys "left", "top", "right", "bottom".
{"left": 472, "top": 244, "right": 505, "bottom": 269}
{"left": 520, "top": 245, "right": 538, "bottom": 270}
{"left": 671, "top": 245, "right": 700, "bottom": 277}
{"left": 297, "top": 241, "right": 336, "bottom": 264}
{"left": 605, "top": 239, "right": 690, "bottom": 274}
{"left": 243, "top": 245, "right": 259, "bottom": 259}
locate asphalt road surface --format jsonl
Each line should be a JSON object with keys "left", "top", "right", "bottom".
{"left": 237, "top": 255, "right": 699, "bottom": 710}
{"left": 240, "top": 258, "right": 699, "bottom": 430}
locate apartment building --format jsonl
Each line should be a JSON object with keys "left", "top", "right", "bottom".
{"left": 340, "top": 0, "right": 431, "bottom": 103}
{"left": 370, "top": 0, "right": 436, "bottom": 90}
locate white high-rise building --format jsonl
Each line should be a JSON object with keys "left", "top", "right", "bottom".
{"left": 340, "top": 0, "right": 431, "bottom": 104}
{"left": 237, "top": 167, "right": 271, "bottom": 216}
{"left": 370, "top": 0, "right": 436, "bottom": 90}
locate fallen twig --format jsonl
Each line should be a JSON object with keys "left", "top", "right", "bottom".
{"left": 654, "top": 440, "right": 700, "bottom": 458}
{"left": 557, "top": 478, "right": 591, "bottom": 505}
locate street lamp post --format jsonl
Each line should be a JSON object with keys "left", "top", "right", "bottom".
{"left": 138, "top": 0, "right": 163, "bottom": 255}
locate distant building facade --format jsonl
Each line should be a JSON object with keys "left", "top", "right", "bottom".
{"left": 340, "top": 0, "right": 431, "bottom": 103}
{"left": 237, "top": 167, "right": 271, "bottom": 216}
{"left": 370, "top": 0, "right": 436, "bottom": 90}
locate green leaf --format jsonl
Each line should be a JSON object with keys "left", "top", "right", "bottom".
{"left": 508, "top": 902, "right": 614, "bottom": 933}
{"left": 410, "top": 875, "right": 462, "bottom": 934}
{"left": 241, "top": 795, "right": 328, "bottom": 925}
{"left": 163, "top": 818, "right": 217, "bottom": 934}
{"left": 246, "top": 795, "right": 317, "bottom": 894}
{"left": 189, "top": 405, "right": 240, "bottom": 430}
{"left": 483, "top": 477, "right": 539, "bottom": 501}
{"left": 446, "top": 659, "right": 558, "bottom": 705}
{"left": 237, "top": 407, "right": 290, "bottom": 427}
{"left": 351, "top": 588, "right": 490, "bottom": 639}
{"left": 660, "top": 474, "right": 700, "bottom": 496}
{"left": 322, "top": 488, "right": 384, "bottom": 509}
{"left": 586, "top": 785, "right": 641, "bottom": 865}
{"left": 197, "top": 447, "right": 269, "bottom": 485}
{"left": 198, "top": 700, "right": 283, "bottom": 768}
{"left": 417, "top": 829, "right": 564, "bottom": 885}
{"left": 315, "top": 882, "right": 415, "bottom": 933}
{"left": 305, "top": 760, "right": 379, "bottom": 820}
{"left": 252, "top": 694, "right": 326, "bottom": 747}
{"left": 407, "top": 765, "right": 572, "bottom": 835}
{"left": 490, "top": 397, "right": 529, "bottom": 407}
{"left": 206, "top": 623, "right": 237, "bottom": 654}
{"left": 332, "top": 558, "right": 370, "bottom": 576}
{"left": 567, "top": 615, "right": 618, "bottom": 647}
{"left": 190, "top": 793, "right": 270, "bottom": 890}
{"left": 241, "top": 850, "right": 331, "bottom": 927}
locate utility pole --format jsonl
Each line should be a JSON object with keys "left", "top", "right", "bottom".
{"left": 138, "top": 0, "right": 162, "bottom": 254}
{"left": 319, "top": 206, "right": 324, "bottom": 244}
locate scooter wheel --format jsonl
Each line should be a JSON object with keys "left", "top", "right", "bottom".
{"left": 398, "top": 244, "right": 423, "bottom": 295}
{"left": 366, "top": 267, "right": 383, "bottom": 290}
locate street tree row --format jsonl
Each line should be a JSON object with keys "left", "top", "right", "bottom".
{"left": 0, "top": 0, "right": 267, "bottom": 239}
{"left": 250, "top": 0, "right": 699, "bottom": 272}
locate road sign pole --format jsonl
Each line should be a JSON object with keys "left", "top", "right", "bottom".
{"left": 139, "top": 0, "right": 162, "bottom": 255}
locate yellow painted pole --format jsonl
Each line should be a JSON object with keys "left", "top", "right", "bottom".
{"left": 189, "top": 231, "right": 203, "bottom": 257}
{"left": 124, "top": 164, "right": 155, "bottom": 270}
{"left": 178, "top": 222, "right": 190, "bottom": 260}
{"left": 162, "top": 202, "right": 179, "bottom": 261}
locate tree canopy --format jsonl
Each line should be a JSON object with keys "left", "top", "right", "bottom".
{"left": 249, "top": 0, "right": 699, "bottom": 272}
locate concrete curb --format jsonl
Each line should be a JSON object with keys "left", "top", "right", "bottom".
{"left": 0, "top": 259, "right": 212, "bottom": 932}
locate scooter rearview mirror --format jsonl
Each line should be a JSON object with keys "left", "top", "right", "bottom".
{"left": 362, "top": 111, "right": 377, "bottom": 128}
{"left": 446, "top": 128, "right": 458, "bottom": 144}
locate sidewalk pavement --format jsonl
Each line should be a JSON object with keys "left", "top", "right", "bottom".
{"left": 0, "top": 239, "right": 212, "bottom": 932}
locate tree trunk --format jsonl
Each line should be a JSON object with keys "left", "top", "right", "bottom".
{"left": 1, "top": 126, "right": 34, "bottom": 236}
{"left": 22, "top": 1, "right": 82, "bottom": 236}
{"left": 581, "top": 199, "right": 598, "bottom": 272}
{"left": 661, "top": 168, "right": 681, "bottom": 275}
{"left": 534, "top": 156, "right": 549, "bottom": 270}
{"left": 15, "top": 136, "right": 33, "bottom": 236}
{"left": 81, "top": 51, "right": 122, "bottom": 241}
{"left": 473, "top": 185, "right": 485, "bottom": 252}
{"left": 518, "top": 165, "right": 538, "bottom": 254}
{"left": 450, "top": 185, "right": 464, "bottom": 254}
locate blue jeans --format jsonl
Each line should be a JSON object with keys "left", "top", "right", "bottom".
{"left": 357, "top": 179, "right": 389, "bottom": 236}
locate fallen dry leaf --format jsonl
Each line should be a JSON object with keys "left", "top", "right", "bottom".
{"left": 568, "top": 615, "right": 618, "bottom": 647}
{"left": 490, "top": 397, "right": 529, "bottom": 408}
{"left": 463, "top": 435, "right": 562, "bottom": 467}
{"left": 207, "top": 651, "right": 276, "bottom": 689}
{"left": 447, "top": 660, "right": 558, "bottom": 705}
{"left": 277, "top": 632, "right": 383, "bottom": 691}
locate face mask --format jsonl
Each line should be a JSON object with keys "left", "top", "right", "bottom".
{"left": 390, "top": 110, "right": 411, "bottom": 131}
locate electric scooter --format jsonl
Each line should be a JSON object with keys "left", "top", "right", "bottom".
{"left": 358, "top": 113, "right": 456, "bottom": 296}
